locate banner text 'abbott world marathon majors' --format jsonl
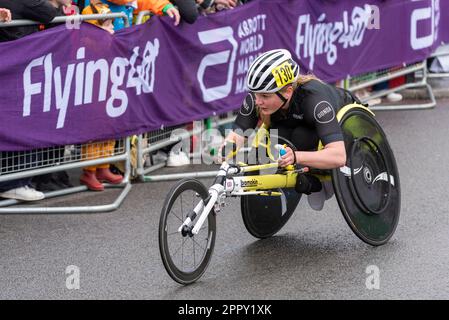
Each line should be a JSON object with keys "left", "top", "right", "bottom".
{"left": 0, "top": 0, "right": 447, "bottom": 151}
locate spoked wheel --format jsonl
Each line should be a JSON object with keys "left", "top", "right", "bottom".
{"left": 159, "top": 179, "right": 216, "bottom": 284}
{"left": 332, "top": 108, "right": 401, "bottom": 246}
{"left": 241, "top": 134, "right": 302, "bottom": 239}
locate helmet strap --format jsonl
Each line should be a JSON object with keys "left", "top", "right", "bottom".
{"left": 275, "top": 92, "right": 289, "bottom": 109}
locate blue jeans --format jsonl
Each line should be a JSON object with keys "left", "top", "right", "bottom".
{"left": 0, "top": 178, "right": 31, "bottom": 192}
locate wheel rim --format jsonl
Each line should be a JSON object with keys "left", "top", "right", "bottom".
{"left": 348, "top": 136, "right": 392, "bottom": 215}
{"left": 159, "top": 180, "right": 216, "bottom": 284}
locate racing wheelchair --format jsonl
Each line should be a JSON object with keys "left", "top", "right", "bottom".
{"left": 158, "top": 104, "right": 401, "bottom": 284}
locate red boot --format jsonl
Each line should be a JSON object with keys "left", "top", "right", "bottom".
{"left": 96, "top": 167, "right": 123, "bottom": 184}
{"left": 80, "top": 170, "right": 104, "bottom": 191}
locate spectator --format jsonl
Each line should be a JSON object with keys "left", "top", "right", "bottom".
{"left": 202, "top": 0, "right": 237, "bottom": 11}
{"left": 0, "top": 0, "right": 58, "bottom": 42}
{"left": 0, "top": 7, "right": 11, "bottom": 22}
{"left": 81, "top": 0, "right": 180, "bottom": 28}
{"left": 0, "top": 150, "right": 45, "bottom": 201}
{"left": 171, "top": 0, "right": 237, "bottom": 24}
{"left": 26, "top": 0, "right": 75, "bottom": 192}
{"left": 94, "top": 0, "right": 136, "bottom": 30}
{"left": 170, "top": 0, "right": 197, "bottom": 24}
{"left": 48, "top": 0, "right": 73, "bottom": 15}
{"left": 79, "top": 2, "right": 124, "bottom": 191}
{"left": 135, "top": 0, "right": 180, "bottom": 26}
{"left": 82, "top": 2, "right": 116, "bottom": 32}
{"left": 0, "top": 1, "right": 59, "bottom": 201}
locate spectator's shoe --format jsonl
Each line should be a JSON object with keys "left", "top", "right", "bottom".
{"left": 36, "top": 181, "right": 59, "bottom": 192}
{"left": 387, "top": 92, "right": 403, "bottom": 102}
{"left": 80, "top": 170, "right": 104, "bottom": 191}
{"left": 96, "top": 168, "right": 123, "bottom": 184}
{"left": 53, "top": 171, "right": 74, "bottom": 188}
{"left": 166, "top": 151, "right": 190, "bottom": 167}
{"left": 0, "top": 186, "right": 45, "bottom": 201}
{"left": 35, "top": 172, "right": 73, "bottom": 192}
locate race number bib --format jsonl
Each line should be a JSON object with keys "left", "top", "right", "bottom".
{"left": 272, "top": 61, "right": 294, "bottom": 88}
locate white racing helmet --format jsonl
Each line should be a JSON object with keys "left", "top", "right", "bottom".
{"left": 246, "top": 49, "right": 300, "bottom": 93}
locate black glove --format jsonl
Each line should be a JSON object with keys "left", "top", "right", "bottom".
{"left": 295, "top": 174, "right": 322, "bottom": 195}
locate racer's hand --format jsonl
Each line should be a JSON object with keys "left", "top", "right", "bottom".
{"left": 166, "top": 7, "right": 181, "bottom": 26}
{"left": 278, "top": 147, "right": 295, "bottom": 167}
{"left": 217, "top": 141, "right": 238, "bottom": 163}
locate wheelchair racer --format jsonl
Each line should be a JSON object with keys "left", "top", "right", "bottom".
{"left": 223, "top": 49, "right": 362, "bottom": 210}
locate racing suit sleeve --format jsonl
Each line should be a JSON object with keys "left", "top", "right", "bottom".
{"left": 233, "top": 93, "right": 259, "bottom": 136}
{"left": 302, "top": 95, "right": 344, "bottom": 146}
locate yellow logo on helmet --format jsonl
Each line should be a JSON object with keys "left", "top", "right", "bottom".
{"left": 272, "top": 61, "right": 295, "bottom": 88}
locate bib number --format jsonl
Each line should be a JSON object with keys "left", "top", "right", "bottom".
{"left": 272, "top": 61, "right": 294, "bottom": 88}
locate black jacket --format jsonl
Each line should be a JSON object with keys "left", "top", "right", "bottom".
{"left": 0, "top": 0, "right": 58, "bottom": 42}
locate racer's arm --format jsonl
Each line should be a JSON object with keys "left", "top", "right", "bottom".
{"left": 279, "top": 97, "right": 346, "bottom": 169}
{"left": 298, "top": 142, "right": 345, "bottom": 167}
{"left": 278, "top": 141, "right": 346, "bottom": 169}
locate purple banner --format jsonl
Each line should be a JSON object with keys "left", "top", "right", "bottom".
{"left": 0, "top": 0, "right": 447, "bottom": 151}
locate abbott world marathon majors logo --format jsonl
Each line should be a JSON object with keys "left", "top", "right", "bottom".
{"left": 410, "top": 0, "right": 440, "bottom": 50}
{"left": 240, "top": 93, "right": 255, "bottom": 116}
{"left": 314, "top": 101, "right": 335, "bottom": 124}
{"left": 196, "top": 14, "right": 268, "bottom": 102}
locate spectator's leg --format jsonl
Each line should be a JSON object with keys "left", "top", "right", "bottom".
{"left": 80, "top": 166, "right": 104, "bottom": 191}
{"left": 0, "top": 178, "right": 44, "bottom": 201}
{"left": 0, "top": 178, "right": 30, "bottom": 193}
{"left": 80, "top": 142, "right": 104, "bottom": 191}
{"left": 95, "top": 140, "right": 123, "bottom": 184}
{"left": 0, "top": 151, "right": 44, "bottom": 201}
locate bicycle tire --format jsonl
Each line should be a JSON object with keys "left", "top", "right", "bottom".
{"left": 159, "top": 178, "right": 216, "bottom": 284}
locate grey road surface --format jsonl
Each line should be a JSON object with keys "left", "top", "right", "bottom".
{"left": 1, "top": 100, "right": 449, "bottom": 299}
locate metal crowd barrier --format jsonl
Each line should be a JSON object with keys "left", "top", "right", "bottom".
{"left": 135, "top": 10, "right": 153, "bottom": 25}
{"left": 347, "top": 61, "right": 436, "bottom": 111}
{"left": 132, "top": 12, "right": 234, "bottom": 183}
{"left": 0, "top": 139, "right": 132, "bottom": 214}
{"left": 136, "top": 113, "right": 237, "bottom": 182}
{"left": 0, "top": 14, "right": 132, "bottom": 213}
{"left": 0, "top": 12, "right": 130, "bottom": 28}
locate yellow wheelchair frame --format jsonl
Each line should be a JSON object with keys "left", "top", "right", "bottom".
{"left": 158, "top": 103, "right": 399, "bottom": 286}
{"left": 232, "top": 103, "right": 374, "bottom": 194}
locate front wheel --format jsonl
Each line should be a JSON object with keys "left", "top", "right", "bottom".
{"left": 159, "top": 179, "right": 216, "bottom": 284}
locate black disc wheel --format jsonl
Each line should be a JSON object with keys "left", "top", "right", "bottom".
{"left": 159, "top": 179, "right": 216, "bottom": 284}
{"left": 241, "top": 134, "right": 302, "bottom": 239}
{"left": 332, "top": 108, "right": 401, "bottom": 246}
{"left": 241, "top": 188, "right": 302, "bottom": 239}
